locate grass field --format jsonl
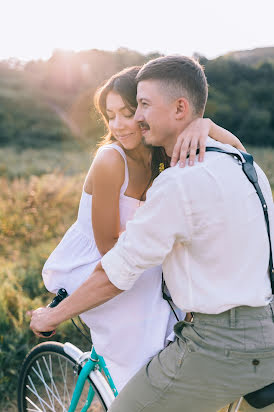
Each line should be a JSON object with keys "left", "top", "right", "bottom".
{"left": 0, "top": 144, "right": 273, "bottom": 411}
{"left": 0, "top": 144, "right": 93, "bottom": 409}
{"left": 0, "top": 142, "right": 93, "bottom": 179}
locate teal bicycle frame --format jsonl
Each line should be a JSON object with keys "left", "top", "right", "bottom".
{"left": 68, "top": 346, "right": 118, "bottom": 412}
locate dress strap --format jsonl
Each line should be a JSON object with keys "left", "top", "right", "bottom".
{"left": 98, "top": 144, "right": 129, "bottom": 195}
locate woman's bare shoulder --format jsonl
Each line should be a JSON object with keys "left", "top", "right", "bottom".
{"left": 90, "top": 145, "right": 125, "bottom": 186}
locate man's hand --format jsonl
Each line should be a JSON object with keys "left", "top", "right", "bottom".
{"left": 28, "top": 307, "right": 58, "bottom": 338}
{"left": 28, "top": 263, "right": 121, "bottom": 339}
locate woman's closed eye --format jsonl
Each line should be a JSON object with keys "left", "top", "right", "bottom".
{"left": 108, "top": 113, "right": 134, "bottom": 121}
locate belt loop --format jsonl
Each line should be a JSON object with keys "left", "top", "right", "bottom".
{"left": 229, "top": 308, "right": 236, "bottom": 328}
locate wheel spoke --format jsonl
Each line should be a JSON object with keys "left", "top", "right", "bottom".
{"left": 58, "top": 355, "right": 71, "bottom": 406}
{"left": 27, "top": 376, "right": 50, "bottom": 412}
{"left": 29, "top": 361, "right": 65, "bottom": 409}
{"left": 35, "top": 359, "right": 55, "bottom": 410}
{"left": 42, "top": 356, "right": 63, "bottom": 406}
{"left": 49, "top": 354, "right": 54, "bottom": 410}
{"left": 25, "top": 396, "right": 44, "bottom": 411}
{"left": 26, "top": 409, "right": 44, "bottom": 412}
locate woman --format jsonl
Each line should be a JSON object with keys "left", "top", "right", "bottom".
{"left": 42, "top": 66, "right": 245, "bottom": 391}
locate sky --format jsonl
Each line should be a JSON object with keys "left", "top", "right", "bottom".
{"left": 0, "top": 0, "right": 274, "bottom": 61}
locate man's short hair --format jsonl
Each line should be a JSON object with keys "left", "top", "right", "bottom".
{"left": 136, "top": 55, "right": 208, "bottom": 116}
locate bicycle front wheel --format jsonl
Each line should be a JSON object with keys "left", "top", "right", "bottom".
{"left": 18, "top": 341, "right": 107, "bottom": 412}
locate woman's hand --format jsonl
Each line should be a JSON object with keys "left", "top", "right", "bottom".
{"left": 28, "top": 307, "right": 57, "bottom": 338}
{"left": 170, "top": 118, "right": 247, "bottom": 168}
{"left": 171, "top": 118, "right": 211, "bottom": 168}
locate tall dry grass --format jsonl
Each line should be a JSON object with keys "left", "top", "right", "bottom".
{"left": 0, "top": 145, "right": 92, "bottom": 178}
{"left": 0, "top": 171, "right": 92, "bottom": 407}
{"left": 246, "top": 145, "right": 274, "bottom": 188}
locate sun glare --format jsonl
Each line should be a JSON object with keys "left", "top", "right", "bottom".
{"left": 0, "top": 0, "right": 117, "bottom": 60}
{"left": 1, "top": 0, "right": 274, "bottom": 61}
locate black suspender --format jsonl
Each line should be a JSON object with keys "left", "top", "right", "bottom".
{"left": 205, "top": 147, "right": 274, "bottom": 293}
{"left": 162, "top": 147, "right": 274, "bottom": 310}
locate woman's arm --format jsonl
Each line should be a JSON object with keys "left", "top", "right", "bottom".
{"left": 28, "top": 149, "right": 126, "bottom": 336}
{"left": 208, "top": 120, "right": 246, "bottom": 152}
{"left": 87, "top": 148, "right": 125, "bottom": 256}
{"left": 171, "top": 118, "right": 246, "bottom": 168}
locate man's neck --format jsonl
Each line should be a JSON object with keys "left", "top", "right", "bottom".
{"left": 163, "top": 118, "right": 196, "bottom": 157}
{"left": 163, "top": 135, "right": 177, "bottom": 157}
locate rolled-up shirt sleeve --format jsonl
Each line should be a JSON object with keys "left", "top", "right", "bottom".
{"left": 101, "top": 169, "right": 192, "bottom": 290}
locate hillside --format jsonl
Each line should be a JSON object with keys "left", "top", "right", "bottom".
{"left": 224, "top": 46, "right": 274, "bottom": 66}
{"left": 0, "top": 65, "right": 75, "bottom": 149}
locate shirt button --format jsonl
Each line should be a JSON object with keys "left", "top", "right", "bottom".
{"left": 252, "top": 359, "right": 260, "bottom": 366}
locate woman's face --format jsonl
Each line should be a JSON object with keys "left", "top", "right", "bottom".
{"left": 106, "top": 91, "right": 143, "bottom": 150}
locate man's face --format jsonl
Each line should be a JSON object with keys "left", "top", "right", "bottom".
{"left": 134, "top": 80, "right": 177, "bottom": 149}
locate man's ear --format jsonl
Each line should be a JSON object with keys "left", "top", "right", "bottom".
{"left": 174, "top": 97, "right": 189, "bottom": 120}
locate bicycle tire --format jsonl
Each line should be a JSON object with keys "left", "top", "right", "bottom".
{"left": 17, "top": 341, "right": 108, "bottom": 412}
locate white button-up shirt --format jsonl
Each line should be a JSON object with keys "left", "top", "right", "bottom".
{"left": 101, "top": 137, "right": 274, "bottom": 314}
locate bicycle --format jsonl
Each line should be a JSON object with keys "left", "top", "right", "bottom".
{"left": 18, "top": 289, "right": 118, "bottom": 412}
{"left": 17, "top": 289, "right": 273, "bottom": 412}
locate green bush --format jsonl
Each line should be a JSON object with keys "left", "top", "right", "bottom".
{"left": 0, "top": 67, "right": 74, "bottom": 149}
{"left": 204, "top": 58, "right": 274, "bottom": 147}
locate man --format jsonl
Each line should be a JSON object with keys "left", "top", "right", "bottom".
{"left": 30, "top": 56, "right": 274, "bottom": 411}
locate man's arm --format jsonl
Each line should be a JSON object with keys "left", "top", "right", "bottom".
{"left": 30, "top": 170, "right": 192, "bottom": 335}
{"left": 100, "top": 169, "right": 192, "bottom": 289}
{"left": 29, "top": 262, "right": 122, "bottom": 336}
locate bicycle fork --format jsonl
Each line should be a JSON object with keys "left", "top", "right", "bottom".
{"left": 68, "top": 358, "right": 95, "bottom": 412}
{"left": 65, "top": 343, "right": 117, "bottom": 411}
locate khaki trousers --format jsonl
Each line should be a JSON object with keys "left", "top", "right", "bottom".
{"left": 109, "top": 303, "right": 274, "bottom": 412}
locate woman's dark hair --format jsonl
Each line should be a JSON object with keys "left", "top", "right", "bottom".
{"left": 94, "top": 66, "right": 170, "bottom": 182}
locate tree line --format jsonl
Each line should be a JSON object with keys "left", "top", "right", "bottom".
{"left": 0, "top": 47, "right": 273, "bottom": 149}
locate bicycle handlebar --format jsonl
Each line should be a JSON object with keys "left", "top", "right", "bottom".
{"left": 41, "top": 288, "right": 68, "bottom": 337}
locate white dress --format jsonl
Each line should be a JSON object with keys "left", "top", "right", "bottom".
{"left": 42, "top": 144, "right": 179, "bottom": 391}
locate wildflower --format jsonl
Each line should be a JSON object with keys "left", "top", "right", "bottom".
{"left": 159, "top": 163, "right": 165, "bottom": 173}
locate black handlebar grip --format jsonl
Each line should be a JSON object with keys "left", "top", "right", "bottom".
{"left": 41, "top": 289, "right": 68, "bottom": 337}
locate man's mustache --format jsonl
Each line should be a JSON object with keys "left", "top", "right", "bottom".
{"left": 138, "top": 122, "right": 150, "bottom": 130}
